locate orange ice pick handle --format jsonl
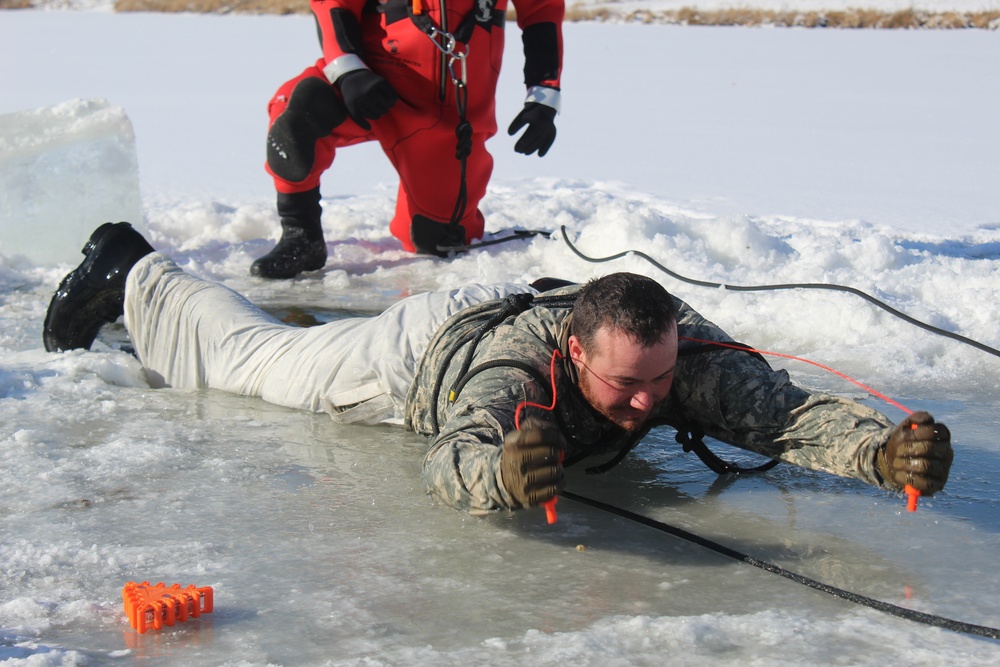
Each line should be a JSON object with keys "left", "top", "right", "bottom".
{"left": 903, "top": 422, "right": 921, "bottom": 512}
{"left": 543, "top": 497, "right": 558, "bottom": 524}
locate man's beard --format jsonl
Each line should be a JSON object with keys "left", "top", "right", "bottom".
{"left": 577, "top": 367, "right": 649, "bottom": 433}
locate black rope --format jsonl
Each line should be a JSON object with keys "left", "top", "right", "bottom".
{"left": 407, "top": 3, "right": 474, "bottom": 254}
{"left": 560, "top": 490, "right": 1000, "bottom": 641}
{"left": 458, "top": 229, "right": 551, "bottom": 251}
{"left": 559, "top": 226, "right": 1000, "bottom": 360}
{"left": 428, "top": 328, "right": 481, "bottom": 435}
{"left": 448, "top": 95, "right": 470, "bottom": 232}
{"left": 449, "top": 292, "right": 536, "bottom": 400}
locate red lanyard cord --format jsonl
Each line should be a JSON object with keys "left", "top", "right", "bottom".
{"left": 681, "top": 336, "right": 922, "bottom": 511}
{"left": 679, "top": 336, "right": 913, "bottom": 416}
{"left": 514, "top": 348, "right": 564, "bottom": 429}
{"left": 514, "top": 339, "right": 921, "bottom": 520}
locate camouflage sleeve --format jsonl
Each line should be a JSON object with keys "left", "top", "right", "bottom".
{"left": 420, "top": 371, "right": 550, "bottom": 515}
{"left": 671, "top": 299, "right": 895, "bottom": 488}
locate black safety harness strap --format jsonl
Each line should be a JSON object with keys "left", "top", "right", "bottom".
{"left": 668, "top": 342, "right": 781, "bottom": 474}
{"left": 676, "top": 425, "right": 780, "bottom": 475}
{"left": 428, "top": 292, "right": 574, "bottom": 434}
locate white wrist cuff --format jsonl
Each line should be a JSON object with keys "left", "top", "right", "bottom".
{"left": 525, "top": 86, "right": 561, "bottom": 114}
{"left": 323, "top": 54, "right": 369, "bottom": 85}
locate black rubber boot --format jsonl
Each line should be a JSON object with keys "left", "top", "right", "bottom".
{"left": 250, "top": 188, "right": 327, "bottom": 279}
{"left": 410, "top": 215, "right": 468, "bottom": 257}
{"left": 43, "top": 221, "right": 155, "bottom": 352}
{"left": 266, "top": 77, "right": 347, "bottom": 184}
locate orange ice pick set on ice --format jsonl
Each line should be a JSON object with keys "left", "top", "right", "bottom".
{"left": 122, "top": 581, "right": 214, "bottom": 634}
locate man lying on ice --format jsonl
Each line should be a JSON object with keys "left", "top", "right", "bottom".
{"left": 43, "top": 222, "right": 953, "bottom": 515}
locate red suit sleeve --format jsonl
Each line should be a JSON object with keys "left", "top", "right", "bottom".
{"left": 310, "top": 0, "right": 370, "bottom": 82}
{"left": 511, "top": 0, "right": 565, "bottom": 90}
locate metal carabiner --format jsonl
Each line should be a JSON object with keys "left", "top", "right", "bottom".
{"left": 447, "top": 48, "right": 468, "bottom": 88}
{"left": 424, "top": 26, "right": 469, "bottom": 92}
{"left": 426, "top": 26, "right": 456, "bottom": 57}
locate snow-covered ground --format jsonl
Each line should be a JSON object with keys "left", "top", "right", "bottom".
{"left": 1, "top": 5, "right": 1000, "bottom": 666}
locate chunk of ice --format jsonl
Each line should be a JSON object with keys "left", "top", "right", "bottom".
{"left": 0, "top": 99, "right": 143, "bottom": 266}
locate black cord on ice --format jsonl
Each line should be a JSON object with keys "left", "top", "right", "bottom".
{"left": 460, "top": 229, "right": 551, "bottom": 251}
{"left": 561, "top": 491, "right": 1000, "bottom": 640}
{"left": 559, "top": 226, "right": 1000, "bottom": 360}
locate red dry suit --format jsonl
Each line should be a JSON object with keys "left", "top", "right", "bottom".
{"left": 266, "top": 0, "right": 564, "bottom": 252}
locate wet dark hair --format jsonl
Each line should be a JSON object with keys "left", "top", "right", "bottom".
{"left": 571, "top": 273, "right": 677, "bottom": 354}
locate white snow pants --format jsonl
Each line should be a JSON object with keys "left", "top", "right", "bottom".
{"left": 124, "top": 254, "right": 536, "bottom": 425}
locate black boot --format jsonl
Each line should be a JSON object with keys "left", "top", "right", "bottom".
{"left": 410, "top": 215, "right": 468, "bottom": 257}
{"left": 266, "top": 76, "right": 347, "bottom": 184}
{"left": 43, "top": 221, "right": 155, "bottom": 352}
{"left": 250, "top": 188, "right": 327, "bottom": 279}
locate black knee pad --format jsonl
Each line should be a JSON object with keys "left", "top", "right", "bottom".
{"left": 285, "top": 77, "right": 347, "bottom": 134}
{"left": 266, "top": 78, "right": 348, "bottom": 183}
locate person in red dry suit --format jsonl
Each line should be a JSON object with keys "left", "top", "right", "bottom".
{"left": 252, "top": 0, "right": 565, "bottom": 279}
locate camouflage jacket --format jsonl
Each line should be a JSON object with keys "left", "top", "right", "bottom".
{"left": 404, "top": 286, "right": 894, "bottom": 514}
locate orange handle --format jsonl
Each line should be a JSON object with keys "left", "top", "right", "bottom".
{"left": 905, "top": 484, "right": 920, "bottom": 512}
{"left": 541, "top": 449, "right": 565, "bottom": 524}
{"left": 542, "top": 497, "right": 558, "bottom": 524}
{"left": 902, "top": 422, "right": 921, "bottom": 512}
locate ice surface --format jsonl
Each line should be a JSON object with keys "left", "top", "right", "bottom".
{"left": 0, "top": 99, "right": 143, "bottom": 266}
{"left": 1, "top": 8, "right": 999, "bottom": 666}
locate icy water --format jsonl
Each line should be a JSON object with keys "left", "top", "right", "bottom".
{"left": 3, "top": 276, "right": 1000, "bottom": 664}
{"left": 4, "top": 179, "right": 1000, "bottom": 663}
{"left": 3, "top": 191, "right": 1000, "bottom": 664}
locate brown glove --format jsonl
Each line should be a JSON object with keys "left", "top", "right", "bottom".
{"left": 500, "top": 417, "right": 565, "bottom": 508}
{"left": 877, "top": 411, "right": 953, "bottom": 496}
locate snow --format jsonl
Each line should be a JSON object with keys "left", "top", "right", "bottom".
{"left": 1, "top": 5, "right": 1000, "bottom": 666}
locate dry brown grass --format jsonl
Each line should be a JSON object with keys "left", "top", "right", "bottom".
{"left": 113, "top": 0, "right": 308, "bottom": 13}
{"left": 562, "top": 4, "right": 1000, "bottom": 29}
{"left": 2, "top": 0, "right": 998, "bottom": 30}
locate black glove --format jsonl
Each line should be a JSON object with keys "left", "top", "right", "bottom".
{"left": 336, "top": 69, "right": 398, "bottom": 131}
{"left": 507, "top": 102, "right": 557, "bottom": 157}
{"left": 500, "top": 417, "right": 565, "bottom": 508}
{"left": 877, "top": 411, "right": 953, "bottom": 496}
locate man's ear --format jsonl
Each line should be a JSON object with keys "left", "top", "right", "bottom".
{"left": 567, "top": 335, "right": 585, "bottom": 366}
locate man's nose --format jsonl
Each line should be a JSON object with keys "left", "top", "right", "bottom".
{"left": 631, "top": 379, "right": 672, "bottom": 411}
{"left": 630, "top": 389, "right": 654, "bottom": 411}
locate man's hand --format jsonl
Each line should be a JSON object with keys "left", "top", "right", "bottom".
{"left": 507, "top": 103, "right": 557, "bottom": 157}
{"left": 878, "top": 411, "right": 953, "bottom": 496}
{"left": 336, "top": 69, "right": 398, "bottom": 131}
{"left": 500, "top": 417, "right": 565, "bottom": 508}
